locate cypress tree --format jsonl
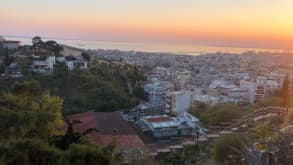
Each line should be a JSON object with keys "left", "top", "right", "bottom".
{"left": 281, "top": 74, "right": 289, "bottom": 106}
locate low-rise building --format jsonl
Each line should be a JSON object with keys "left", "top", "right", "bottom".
{"left": 0, "top": 36, "right": 20, "bottom": 50}
{"left": 66, "top": 111, "right": 144, "bottom": 150}
{"left": 140, "top": 112, "right": 205, "bottom": 138}
{"left": 31, "top": 56, "right": 56, "bottom": 73}
{"left": 193, "top": 94, "right": 220, "bottom": 105}
{"left": 65, "top": 58, "right": 88, "bottom": 70}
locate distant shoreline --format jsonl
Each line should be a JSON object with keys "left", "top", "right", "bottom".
{"left": 4, "top": 35, "right": 293, "bottom": 55}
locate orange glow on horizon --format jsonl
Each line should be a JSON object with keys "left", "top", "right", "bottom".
{"left": 1, "top": 0, "right": 293, "bottom": 48}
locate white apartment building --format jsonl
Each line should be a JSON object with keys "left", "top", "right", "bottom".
{"left": 32, "top": 56, "right": 56, "bottom": 73}
{"left": 144, "top": 79, "right": 174, "bottom": 106}
{"left": 65, "top": 60, "right": 88, "bottom": 70}
{"left": 166, "top": 91, "right": 192, "bottom": 114}
{"left": 193, "top": 94, "right": 220, "bottom": 105}
{"left": 0, "top": 36, "right": 20, "bottom": 50}
{"left": 175, "top": 70, "right": 191, "bottom": 89}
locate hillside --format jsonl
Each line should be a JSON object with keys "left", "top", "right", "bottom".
{"left": 0, "top": 62, "right": 146, "bottom": 114}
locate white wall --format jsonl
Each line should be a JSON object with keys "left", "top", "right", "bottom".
{"left": 240, "top": 80, "right": 256, "bottom": 104}
{"left": 173, "top": 91, "right": 191, "bottom": 114}
{"left": 3, "top": 42, "right": 19, "bottom": 49}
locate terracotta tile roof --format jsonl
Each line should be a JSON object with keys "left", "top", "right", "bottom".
{"left": 147, "top": 116, "right": 173, "bottom": 123}
{"left": 66, "top": 111, "right": 144, "bottom": 149}
{"left": 66, "top": 111, "right": 97, "bottom": 133}
{"left": 92, "top": 134, "right": 144, "bottom": 149}
{"left": 93, "top": 112, "right": 137, "bottom": 134}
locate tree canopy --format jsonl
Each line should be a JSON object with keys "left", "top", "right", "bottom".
{"left": 0, "top": 80, "right": 122, "bottom": 165}
{"left": 34, "top": 63, "right": 146, "bottom": 114}
{"left": 190, "top": 103, "right": 244, "bottom": 126}
{"left": 32, "top": 36, "right": 63, "bottom": 55}
{"left": 213, "top": 133, "right": 248, "bottom": 163}
{"left": 0, "top": 80, "right": 63, "bottom": 139}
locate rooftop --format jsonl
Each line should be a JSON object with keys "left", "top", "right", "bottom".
{"left": 147, "top": 116, "right": 173, "bottom": 123}
{"left": 0, "top": 40, "right": 20, "bottom": 43}
{"left": 142, "top": 115, "right": 178, "bottom": 129}
{"left": 66, "top": 111, "right": 144, "bottom": 149}
{"left": 0, "top": 37, "right": 20, "bottom": 43}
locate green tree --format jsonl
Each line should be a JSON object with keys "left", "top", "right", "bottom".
{"left": 45, "top": 40, "right": 63, "bottom": 55}
{"left": 35, "top": 63, "right": 144, "bottom": 114}
{"left": 160, "top": 144, "right": 210, "bottom": 165}
{"left": 214, "top": 133, "right": 248, "bottom": 163}
{"left": 249, "top": 124, "right": 280, "bottom": 150}
{"left": 32, "top": 36, "right": 43, "bottom": 48}
{"left": 190, "top": 103, "right": 243, "bottom": 126}
{"left": 82, "top": 52, "right": 91, "bottom": 61}
{"left": 51, "top": 116, "right": 99, "bottom": 150}
{"left": 281, "top": 74, "right": 289, "bottom": 106}
{"left": 0, "top": 138, "right": 65, "bottom": 165}
{"left": 0, "top": 63, "right": 5, "bottom": 74}
{"left": 0, "top": 80, "right": 63, "bottom": 139}
{"left": 32, "top": 36, "right": 43, "bottom": 54}
{"left": 0, "top": 80, "right": 122, "bottom": 165}
{"left": 66, "top": 142, "right": 122, "bottom": 165}
{"left": 133, "top": 85, "right": 148, "bottom": 101}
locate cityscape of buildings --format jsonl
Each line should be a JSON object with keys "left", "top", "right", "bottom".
{"left": 1, "top": 36, "right": 293, "bottom": 164}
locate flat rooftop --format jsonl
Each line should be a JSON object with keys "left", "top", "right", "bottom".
{"left": 143, "top": 115, "right": 178, "bottom": 129}
{"left": 147, "top": 116, "right": 173, "bottom": 123}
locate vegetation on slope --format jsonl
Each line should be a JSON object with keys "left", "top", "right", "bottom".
{"left": 0, "top": 80, "right": 121, "bottom": 165}
{"left": 190, "top": 103, "right": 245, "bottom": 127}
{"left": 0, "top": 62, "right": 147, "bottom": 114}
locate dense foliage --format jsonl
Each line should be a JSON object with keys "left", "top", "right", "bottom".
{"left": 0, "top": 80, "right": 121, "bottom": 165}
{"left": 0, "top": 80, "right": 63, "bottom": 139}
{"left": 32, "top": 36, "right": 63, "bottom": 55}
{"left": 160, "top": 144, "right": 212, "bottom": 165}
{"left": 0, "top": 62, "right": 146, "bottom": 114}
{"left": 34, "top": 63, "right": 146, "bottom": 114}
{"left": 213, "top": 133, "right": 248, "bottom": 163}
{"left": 190, "top": 103, "right": 245, "bottom": 126}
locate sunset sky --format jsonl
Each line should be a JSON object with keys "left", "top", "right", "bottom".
{"left": 1, "top": 0, "right": 293, "bottom": 48}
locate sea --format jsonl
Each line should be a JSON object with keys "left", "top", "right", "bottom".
{"left": 4, "top": 35, "right": 290, "bottom": 56}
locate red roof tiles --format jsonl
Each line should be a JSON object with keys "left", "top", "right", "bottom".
{"left": 66, "top": 111, "right": 144, "bottom": 149}
{"left": 147, "top": 116, "right": 173, "bottom": 123}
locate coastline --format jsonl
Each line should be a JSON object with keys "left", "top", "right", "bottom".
{"left": 4, "top": 35, "right": 293, "bottom": 56}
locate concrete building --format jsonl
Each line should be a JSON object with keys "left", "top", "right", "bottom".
{"left": 65, "top": 60, "right": 88, "bottom": 70}
{"left": 206, "top": 79, "right": 250, "bottom": 104}
{"left": 175, "top": 70, "right": 191, "bottom": 89}
{"left": 166, "top": 91, "right": 191, "bottom": 114}
{"left": 240, "top": 80, "right": 257, "bottom": 104}
{"left": 154, "top": 66, "right": 171, "bottom": 79}
{"left": 266, "top": 78, "right": 281, "bottom": 93}
{"left": 239, "top": 76, "right": 277, "bottom": 104}
{"left": 228, "top": 87, "right": 250, "bottom": 104}
{"left": 32, "top": 56, "right": 56, "bottom": 73}
{"left": 140, "top": 112, "right": 205, "bottom": 138}
{"left": 144, "top": 78, "right": 173, "bottom": 106}
{"left": 0, "top": 36, "right": 20, "bottom": 50}
{"left": 193, "top": 94, "right": 220, "bottom": 105}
